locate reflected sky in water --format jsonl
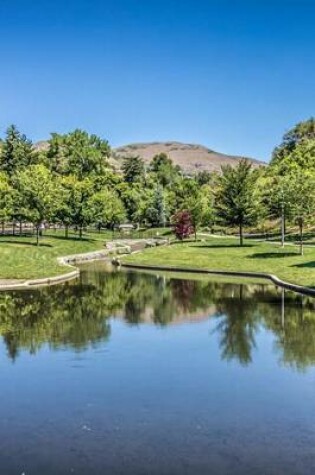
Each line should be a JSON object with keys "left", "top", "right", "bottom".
{"left": 0, "top": 262, "right": 315, "bottom": 474}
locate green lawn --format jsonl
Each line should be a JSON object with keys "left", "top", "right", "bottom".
{"left": 0, "top": 232, "right": 106, "bottom": 280}
{"left": 1, "top": 231, "right": 315, "bottom": 287}
{"left": 122, "top": 237, "right": 315, "bottom": 288}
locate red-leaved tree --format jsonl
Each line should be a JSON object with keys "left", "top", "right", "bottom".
{"left": 171, "top": 210, "right": 195, "bottom": 240}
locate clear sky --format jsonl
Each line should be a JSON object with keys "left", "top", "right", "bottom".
{"left": 0, "top": 0, "right": 314, "bottom": 161}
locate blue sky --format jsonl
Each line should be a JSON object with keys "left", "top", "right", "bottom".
{"left": 0, "top": 0, "right": 314, "bottom": 161}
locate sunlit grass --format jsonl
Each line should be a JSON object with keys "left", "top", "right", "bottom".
{"left": 122, "top": 236, "right": 315, "bottom": 287}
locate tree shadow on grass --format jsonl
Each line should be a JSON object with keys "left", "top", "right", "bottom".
{"left": 44, "top": 234, "right": 96, "bottom": 243}
{"left": 0, "top": 240, "right": 53, "bottom": 248}
{"left": 189, "top": 244, "right": 254, "bottom": 249}
{"left": 249, "top": 252, "right": 297, "bottom": 259}
{"left": 292, "top": 261, "right": 315, "bottom": 269}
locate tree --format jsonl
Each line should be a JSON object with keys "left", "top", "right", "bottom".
{"left": 0, "top": 125, "right": 35, "bottom": 176}
{"left": 58, "top": 176, "right": 94, "bottom": 239}
{"left": 271, "top": 139, "right": 315, "bottom": 176}
{"left": 47, "top": 129, "right": 111, "bottom": 179}
{"left": 178, "top": 181, "right": 215, "bottom": 240}
{"left": 14, "top": 165, "right": 61, "bottom": 245}
{"left": 196, "top": 170, "right": 212, "bottom": 186}
{"left": 122, "top": 155, "right": 145, "bottom": 183}
{"left": 86, "top": 189, "right": 126, "bottom": 230}
{"left": 215, "top": 160, "right": 259, "bottom": 246}
{"left": 284, "top": 171, "right": 315, "bottom": 255}
{"left": 0, "top": 172, "right": 13, "bottom": 231}
{"left": 259, "top": 174, "right": 292, "bottom": 247}
{"left": 149, "top": 153, "right": 180, "bottom": 186}
{"left": 271, "top": 117, "right": 315, "bottom": 166}
{"left": 145, "top": 185, "right": 168, "bottom": 227}
{"left": 171, "top": 210, "right": 195, "bottom": 240}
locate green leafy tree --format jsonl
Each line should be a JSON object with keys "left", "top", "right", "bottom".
{"left": 14, "top": 165, "right": 61, "bottom": 245}
{"left": 58, "top": 176, "right": 94, "bottom": 239}
{"left": 86, "top": 188, "right": 126, "bottom": 229}
{"left": 0, "top": 172, "right": 13, "bottom": 231}
{"left": 259, "top": 174, "right": 292, "bottom": 247}
{"left": 149, "top": 153, "right": 180, "bottom": 186}
{"left": 0, "top": 125, "right": 35, "bottom": 176}
{"left": 215, "top": 160, "right": 259, "bottom": 246}
{"left": 272, "top": 139, "right": 315, "bottom": 176}
{"left": 284, "top": 171, "right": 315, "bottom": 255}
{"left": 47, "top": 129, "right": 111, "bottom": 179}
{"left": 271, "top": 117, "right": 315, "bottom": 167}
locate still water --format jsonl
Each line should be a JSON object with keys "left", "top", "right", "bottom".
{"left": 1, "top": 262, "right": 315, "bottom": 475}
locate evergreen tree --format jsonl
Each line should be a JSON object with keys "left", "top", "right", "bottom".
{"left": 0, "top": 172, "right": 13, "bottom": 230}
{"left": 122, "top": 155, "right": 145, "bottom": 183}
{"left": 0, "top": 125, "right": 34, "bottom": 176}
{"left": 215, "top": 160, "right": 259, "bottom": 246}
{"left": 146, "top": 185, "right": 168, "bottom": 227}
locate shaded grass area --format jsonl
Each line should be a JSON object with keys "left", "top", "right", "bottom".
{"left": 0, "top": 232, "right": 105, "bottom": 279}
{"left": 122, "top": 237, "right": 315, "bottom": 288}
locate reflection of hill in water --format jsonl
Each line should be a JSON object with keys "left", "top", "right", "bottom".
{"left": 0, "top": 265, "right": 315, "bottom": 370}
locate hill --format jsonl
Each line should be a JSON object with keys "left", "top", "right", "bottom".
{"left": 113, "top": 141, "right": 265, "bottom": 174}
{"left": 34, "top": 140, "right": 265, "bottom": 174}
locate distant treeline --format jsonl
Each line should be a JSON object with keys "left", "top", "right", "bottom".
{"left": 0, "top": 118, "right": 314, "bottom": 250}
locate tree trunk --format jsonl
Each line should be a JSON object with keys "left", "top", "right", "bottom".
{"left": 12, "top": 221, "right": 15, "bottom": 236}
{"left": 19, "top": 221, "right": 22, "bottom": 236}
{"left": 281, "top": 213, "right": 285, "bottom": 248}
{"left": 79, "top": 226, "right": 83, "bottom": 240}
{"left": 239, "top": 222, "right": 244, "bottom": 247}
{"left": 1, "top": 222, "right": 4, "bottom": 235}
{"left": 65, "top": 224, "right": 69, "bottom": 239}
{"left": 36, "top": 226, "right": 40, "bottom": 246}
{"left": 299, "top": 220, "right": 304, "bottom": 256}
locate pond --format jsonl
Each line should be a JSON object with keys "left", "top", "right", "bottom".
{"left": 1, "top": 262, "right": 315, "bottom": 475}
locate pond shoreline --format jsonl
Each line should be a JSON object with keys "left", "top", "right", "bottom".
{"left": 0, "top": 243, "right": 314, "bottom": 297}
{"left": 121, "top": 262, "right": 315, "bottom": 297}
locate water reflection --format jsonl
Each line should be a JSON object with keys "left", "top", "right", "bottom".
{"left": 0, "top": 262, "right": 314, "bottom": 370}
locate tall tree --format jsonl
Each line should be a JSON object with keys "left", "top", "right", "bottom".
{"left": 47, "top": 129, "right": 111, "bottom": 179}
{"left": 259, "top": 174, "right": 292, "bottom": 247}
{"left": 122, "top": 155, "right": 145, "bottom": 183}
{"left": 86, "top": 188, "right": 126, "bottom": 230}
{"left": 271, "top": 117, "right": 315, "bottom": 167}
{"left": 0, "top": 125, "right": 35, "bottom": 176}
{"left": 14, "top": 165, "right": 61, "bottom": 245}
{"left": 0, "top": 172, "right": 13, "bottom": 232}
{"left": 215, "top": 160, "right": 259, "bottom": 246}
{"left": 58, "top": 176, "right": 94, "bottom": 239}
{"left": 284, "top": 171, "right": 315, "bottom": 255}
{"left": 145, "top": 185, "right": 168, "bottom": 227}
{"left": 149, "top": 153, "right": 180, "bottom": 186}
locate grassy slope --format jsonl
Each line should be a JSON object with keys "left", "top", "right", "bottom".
{"left": 0, "top": 232, "right": 105, "bottom": 279}
{"left": 122, "top": 237, "right": 315, "bottom": 287}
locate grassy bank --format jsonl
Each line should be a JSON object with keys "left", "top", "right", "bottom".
{"left": 122, "top": 237, "right": 315, "bottom": 288}
{"left": 0, "top": 232, "right": 105, "bottom": 280}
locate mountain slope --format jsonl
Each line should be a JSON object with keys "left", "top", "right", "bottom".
{"left": 113, "top": 141, "right": 265, "bottom": 174}
{"left": 34, "top": 140, "right": 265, "bottom": 174}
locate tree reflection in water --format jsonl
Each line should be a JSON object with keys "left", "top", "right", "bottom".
{"left": 0, "top": 264, "right": 314, "bottom": 370}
